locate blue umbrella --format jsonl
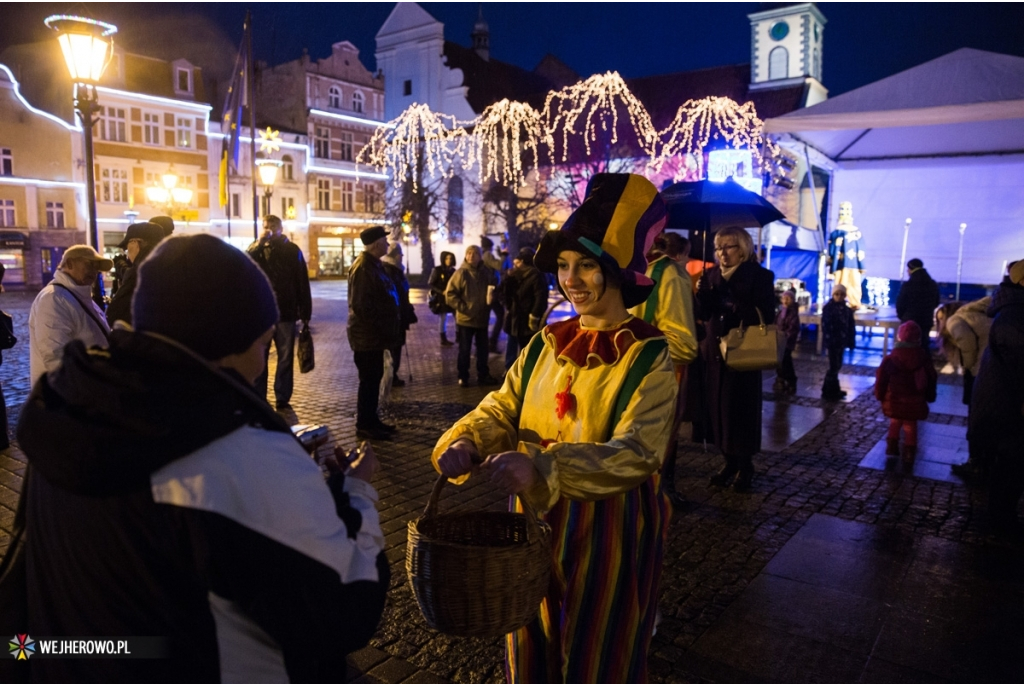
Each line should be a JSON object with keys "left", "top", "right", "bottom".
{"left": 662, "top": 178, "right": 785, "bottom": 263}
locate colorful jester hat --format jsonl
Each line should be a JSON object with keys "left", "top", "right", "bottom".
{"left": 535, "top": 173, "right": 667, "bottom": 308}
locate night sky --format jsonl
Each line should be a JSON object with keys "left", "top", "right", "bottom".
{"left": 3, "top": 2, "right": 1023, "bottom": 102}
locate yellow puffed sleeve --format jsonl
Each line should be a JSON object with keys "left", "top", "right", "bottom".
{"left": 629, "top": 258, "right": 698, "bottom": 365}
{"left": 431, "top": 330, "right": 678, "bottom": 512}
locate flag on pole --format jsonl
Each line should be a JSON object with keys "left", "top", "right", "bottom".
{"left": 219, "top": 15, "right": 250, "bottom": 208}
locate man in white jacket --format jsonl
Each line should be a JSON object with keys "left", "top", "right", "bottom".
{"left": 28, "top": 245, "right": 112, "bottom": 384}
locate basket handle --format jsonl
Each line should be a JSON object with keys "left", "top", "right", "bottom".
{"left": 423, "top": 474, "right": 545, "bottom": 541}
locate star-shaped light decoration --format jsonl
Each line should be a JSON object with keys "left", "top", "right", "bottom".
{"left": 258, "top": 127, "right": 281, "bottom": 154}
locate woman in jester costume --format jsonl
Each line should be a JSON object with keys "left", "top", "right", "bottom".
{"left": 433, "top": 173, "right": 677, "bottom": 683}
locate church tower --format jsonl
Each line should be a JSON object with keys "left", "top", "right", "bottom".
{"left": 748, "top": 3, "right": 827, "bottom": 106}
{"left": 471, "top": 6, "right": 490, "bottom": 61}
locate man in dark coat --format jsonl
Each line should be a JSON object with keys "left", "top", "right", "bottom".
{"left": 497, "top": 247, "right": 549, "bottom": 371}
{"left": 347, "top": 226, "right": 401, "bottom": 440}
{"left": 969, "top": 260, "right": 1024, "bottom": 532}
{"left": 247, "top": 215, "right": 313, "bottom": 410}
{"left": 896, "top": 258, "right": 940, "bottom": 349}
{"left": 381, "top": 242, "right": 418, "bottom": 387}
{"left": 106, "top": 222, "right": 166, "bottom": 326}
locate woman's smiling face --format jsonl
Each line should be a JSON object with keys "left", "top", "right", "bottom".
{"left": 557, "top": 250, "right": 619, "bottom": 321}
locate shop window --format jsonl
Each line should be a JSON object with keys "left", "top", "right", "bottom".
{"left": 316, "top": 178, "right": 331, "bottom": 210}
{"left": 176, "top": 117, "right": 192, "bottom": 149}
{"left": 314, "top": 127, "right": 330, "bottom": 159}
{"left": 0, "top": 148, "right": 11, "bottom": 176}
{"left": 353, "top": 91, "right": 364, "bottom": 113}
{"left": 282, "top": 155, "right": 294, "bottom": 181}
{"left": 143, "top": 112, "right": 161, "bottom": 145}
{"left": 0, "top": 199, "right": 14, "bottom": 226}
{"left": 45, "top": 201, "right": 65, "bottom": 228}
{"left": 328, "top": 86, "right": 341, "bottom": 109}
{"left": 339, "top": 132, "right": 353, "bottom": 162}
{"left": 99, "top": 167, "right": 129, "bottom": 204}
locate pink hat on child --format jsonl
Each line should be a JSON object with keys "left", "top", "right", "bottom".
{"left": 896, "top": 320, "right": 922, "bottom": 345}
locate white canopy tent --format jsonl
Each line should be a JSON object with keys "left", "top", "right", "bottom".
{"left": 764, "top": 48, "right": 1024, "bottom": 285}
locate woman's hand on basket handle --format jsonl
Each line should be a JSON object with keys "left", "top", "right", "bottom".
{"left": 482, "top": 452, "right": 538, "bottom": 495}
{"left": 437, "top": 438, "right": 481, "bottom": 478}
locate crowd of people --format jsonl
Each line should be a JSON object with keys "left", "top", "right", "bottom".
{"left": 1, "top": 173, "right": 1023, "bottom": 683}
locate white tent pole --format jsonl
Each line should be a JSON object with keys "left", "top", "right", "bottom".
{"left": 956, "top": 223, "right": 967, "bottom": 300}
{"left": 899, "top": 218, "right": 912, "bottom": 280}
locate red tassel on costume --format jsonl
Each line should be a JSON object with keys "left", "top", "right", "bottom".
{"left": 555, "top": 375, "right": 576, "bottom": 420}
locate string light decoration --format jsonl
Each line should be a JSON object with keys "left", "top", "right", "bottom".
{"left": 656, "top": 96, "right": 779, "bottom": 179}
{"left": 542, "top": 71, "right": 659, "bottom": 162}
{"left": 865, "top": 277, "right": 891, "bottom": 308}
{"left": 357, "top": 103, "right": 473, "bottom": 192}
{"left": 473, "top": 98, "right": 546, "bottom": 190}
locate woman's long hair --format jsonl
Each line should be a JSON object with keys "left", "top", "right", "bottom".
{"left": 935, "top": 301, "right": 966, "bottom": 364}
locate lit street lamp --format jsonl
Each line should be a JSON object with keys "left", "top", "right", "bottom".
{"left": 145, "top": 166, "right": 194, "bottom": 217}
{"left": 255, "top": 158, "right": 282, "bottom": 235}
{"left": 45, "top": 14, "right": 117, "bottom": 254}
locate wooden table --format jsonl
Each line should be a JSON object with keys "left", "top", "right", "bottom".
{"left": 799, "top": 309, "right": 903, "bottom": 355}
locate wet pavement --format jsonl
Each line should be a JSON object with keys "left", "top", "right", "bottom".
{"left": 2, "top": 281, "right": 1022, "bottom": 683}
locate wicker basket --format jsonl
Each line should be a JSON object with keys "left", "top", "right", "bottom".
{"left": 406, "top": 475, "right": 552, "bottom": 638}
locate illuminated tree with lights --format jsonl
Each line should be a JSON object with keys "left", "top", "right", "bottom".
{"left": 358, "top": 104, "right": 473, "bottom": 275}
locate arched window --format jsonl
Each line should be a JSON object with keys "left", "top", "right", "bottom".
{"left": 282, "top": 155, "right": 294, "bottom": 181}
{"left": 813, "top": 48, "right": 821, "bottom": 81}
{"left": 328, "top": 85, "right": 341, "bottom": 109}
{"left": 352, "top": 91, "right": 364, "bottom": 113}
{"left": 447, "top": 176, "right": 464, "bottom": 243}
{"left": 768, "top": 46, "right": 789, "bottom": 80}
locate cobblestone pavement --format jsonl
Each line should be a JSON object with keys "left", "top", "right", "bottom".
{"left": 1, "top": 281, "right": 1019, "bottom": 683}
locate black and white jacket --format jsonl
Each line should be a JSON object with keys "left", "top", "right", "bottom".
{"left": 15, "top": 330, "right": 388, "bottom": 683}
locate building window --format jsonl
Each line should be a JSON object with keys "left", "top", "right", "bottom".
{"left": 232, "top": 193, "right": 241, "bottom": 218}
{"left": 45, "top": 201, "right": 65, "bottom": 228}
{"left": 314, "top": 126, "right": 330, "bottom": 158}
{"left": 403, "top": 80, "right": 412, "bottom": 96}
{"left": 176, "top": 117, "right": 192, "bottom": 148}
{"left": 359, "top": 183, "right": 382, "bottom": 214}
{"left": 99, "top": 106, "right": 126, "bottom": 142}
{"left": 143, "top": 112, "right": 161, "bottom": 145}
{"left": 0, "top": 148, "right": 11, "bottom": 176}
{"left": 282, "top": 155, "right": 294, "bottom": 181}
{"left": 352, "top": 91, "right": 364, "bottom": 113}
{"left": 340, "top": 181, "right": 354, "bottom": 211}
{"left": 281, "top": 197, "right": 296, "bottom": 219}
{"left": 177, "top": 67, "right": 192, "bottom": 93}
{"left": 328, "top": 85, "right": 341, "bottom": 109}
{"left": 339, "top": 132, "right": 353, "bottom": 162}
{"left": 0, "top": 199, "right": 14, "bottom": 227}
{"left": 99, "top": 167, "right": 129, "bottom": 203}
{"left": 813, "top": 48, "right": 821, "bottom": 81}
{"left": 316, "top": 178, "right": 331, "bottom": 210}
{"left": 447, "top": 176, "right": 464, "bottom": 242}
{"left": 768, "top": 46, "right": 789, "bottom": 80}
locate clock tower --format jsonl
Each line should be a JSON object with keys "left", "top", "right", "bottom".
{"left": 748, "top": 3, "right": 828, "bottom": 106}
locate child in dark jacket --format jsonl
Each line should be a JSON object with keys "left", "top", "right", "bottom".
{"left": 874, "top": 321, "right": 937, "bottom": 459}
{"left": 821, "top": 284, "right": 856, "bottom": 400}
{"left": 774, "top": 289, "right": 800, "bottom": 394}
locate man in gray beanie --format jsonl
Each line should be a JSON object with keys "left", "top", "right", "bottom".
{"left": 14, "top": 234, "right": 388, "bottom": 682}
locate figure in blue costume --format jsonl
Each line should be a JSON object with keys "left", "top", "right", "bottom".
{"left": 827, "top": 201, "right": 867, "bottom": 309}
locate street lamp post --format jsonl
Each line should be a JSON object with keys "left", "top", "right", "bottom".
{"left": 45, "top": 15, "right": 117, "bottom": 254}
{"left": 255, "top": 158, "right": 282, "bottom": 238}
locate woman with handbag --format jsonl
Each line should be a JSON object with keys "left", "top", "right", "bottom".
{"left": 427, "top": 251, "right": 456, "bottom": 347}
{"left": 694, "top": 226, "right": 776, "bottom": 492}
{"left": 432, "top": 174, "right": 676, "bottom": 683}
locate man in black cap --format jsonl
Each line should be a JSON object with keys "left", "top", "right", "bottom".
{"left": 149, "top": 215, "right": 175, "bottom": 238}
{"left": 347, "top": 226, "right": 401, "bottom": 440}
{"left": 247, "top": 214, "right": 312, "bottom": 410}
{"left": 15, "top": 234, "right": 388, "bottom": 682}
{"left": 107, "top": 221, "right": 166, "bottom": 326}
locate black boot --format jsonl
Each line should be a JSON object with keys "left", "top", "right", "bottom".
{"left": 733, "top": 456, "right": 754, "bottom": 492}
{"left": 709, "top": 456, "right": 738, "bottom": 487}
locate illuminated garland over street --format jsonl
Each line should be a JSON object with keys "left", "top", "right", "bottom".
{"left": 359, "top": 73, "right": 776, "bottom": 190}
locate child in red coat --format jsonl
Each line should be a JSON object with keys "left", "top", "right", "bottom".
{"left": 874, "top": 321, "right": 937, "bottom": 459}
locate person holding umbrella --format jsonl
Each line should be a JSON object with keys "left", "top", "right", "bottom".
{"left": 694, "top": 226, "right": 776, "bottom": 492}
